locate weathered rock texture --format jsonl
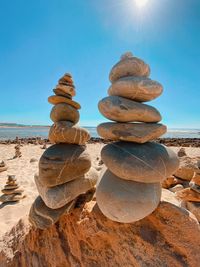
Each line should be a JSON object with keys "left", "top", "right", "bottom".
{"left": 0, "top": 201, "right": 200, "bottom": 267}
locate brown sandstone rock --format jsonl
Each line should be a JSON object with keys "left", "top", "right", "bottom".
{"left": 176, "top": 188, "right": 200, "bottom": 202}
{"left": 98, "top": 96, "right": 162, "bottom": 123}
{"left": 162, "top": 176, "right": 184, "bottom": 189}
{"left": 39, "top": 144, "right": 91, "bottom": 187}
{"left": 55, "top": 83, "right": 75, "bottom": 97}
{"left": 53, "top": 88, "right": 72, "bottom": 98}
{"left": 108, "top": 76, "right": 163, "bottom": 102}
{"left": 97, "top": 122, "right": 166, "bottom": 143}
{"left": 49, "top": 121, "right": 90, "bottom": 145}
{"left": 101, "top": 142, "right": 179, "bottom": 183}
{"left": 109, "top": 52, "right": 150, "bottom": 82}
{"left": 186, "top": 202, "right": 200, "bottom": 222}
{"left": 50, "top": 103, "right": 79, "bottom": 123}
{"left": 174, "top": 157, "right": 199, "bottom": 181}
{"left": 0, "top": 201, "right": 200, "bottom": 267}
{"left": 48, "top": 95, "right": 81, "bottom": 109}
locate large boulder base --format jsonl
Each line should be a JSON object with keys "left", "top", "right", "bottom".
{"left": 96, "top": 169, "right": 161, "bottom": 223}
{"left": 0, "top": 200, "right": 200, "bottom": 267}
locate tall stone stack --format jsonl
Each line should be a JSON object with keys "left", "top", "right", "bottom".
{"left": 96, "top": 52, "right": 180, "bottom": 223}
{"left": 29, "top": 73, "right": 98, "bottom": 230}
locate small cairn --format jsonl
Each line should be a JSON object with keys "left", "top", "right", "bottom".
{"left": 0, "top": 161, "right": 8, "bottom": 173}
{"left": 0, "top": 175, "right": 25, "bottom": 203}
{"left": 13, "top": 144, "right": 22, "bottom": 158}
{"left": 29, "top": 73, "right": 98, "bottom": 230}
{"left": 96, "top": 52, "right": 180, "bottom": 223}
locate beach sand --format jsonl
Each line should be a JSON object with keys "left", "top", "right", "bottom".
{"left": 0, "top": 143, "right": 199, "bottom": 238}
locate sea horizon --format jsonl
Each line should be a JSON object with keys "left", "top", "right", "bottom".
{"left": 0, "top": 125, "right": 199, "bottom": 140}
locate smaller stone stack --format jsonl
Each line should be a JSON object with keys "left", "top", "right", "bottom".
{"left": 0, "top": 175, "right": 25, "bottom": 203}
{"left": 13, "top": 145, "right": 22, "bottom": 158}
{"left": 29, "top": 73, "right": 98, "bottom": 230}
{"left": 0, "top": 161, "right": 8, "bottom": 173}
{"left": 96, "top": 52, "right": 180, "bottom": 223}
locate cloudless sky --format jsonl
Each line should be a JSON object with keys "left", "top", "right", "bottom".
{"left": 0, "top": 0, "right": 199, "bottom": 128}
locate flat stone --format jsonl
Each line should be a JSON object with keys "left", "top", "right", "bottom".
{"left": 101, "top": 142, "right": 179, "bottom": 183}
{"left": 58, "top": 73, "right": 73, "bottom": 84}
{"left": 189, "top": 182, "right": 200, "bottom": 194}
{"left": 186, "top": 202, "right": 200, "bottom": 222}
{"left": 108, "top": 76, "right": 163, "bottom": 102}
{"left": 175, "top": 188, "right": 200, "bottom": 202}
{"left": 49, "top": 121, "right": 90, "bottom": 145}
{"left": 53, "top": 88, "right": 72, "bottom": 99}
{"left": 39, "top": 144, "right": 91, "bottom": 187}
{"left": 97, "top": 122, "right": 166, "bottom": 143}
{"left": 2, "top": 189, "right": 24, "bottom": 195}
{"left": 174, "top": 157, "right": 199, "bottom": 181}
{"left": 48, "top": 95, "right": 81, "bottom": 110}
{"left": 50, "top": 103, "right": 80, "bottom": 124}
{"left": 96, "top": 169, "right": 161, "bottom": 223}
{"left": 109, "top": 53, "right": 150, "bottom": 83}
{"left": 0, "top": 193, "right": 25, "bottom": 203}
{"left": 35, "top": 167, "right": 98, "bottom": 209}
{"left": 29, "top": 196, "right": 76, "bottom": 230}
{"left": 169, "top": 184, "right": 184, "bottom": 193}
{"left": 4, "top": 185, "right": 19, "bottom": 190}
{"left": 55, "top": 84, "right": 75, "bottom": 97}
{"left": 161, "top": 188, "right": 180, "bottom": 206}
{"left": 98, "top": 96, "right": 161, "bottom": 123}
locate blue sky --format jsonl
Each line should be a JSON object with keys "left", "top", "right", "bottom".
{"left": 0, "top": 0, "right": 199, "bottom": 128}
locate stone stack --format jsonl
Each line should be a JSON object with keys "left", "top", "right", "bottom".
{"left": 96, "top": 52, "right": 180, "bottom": 223}
{"left": 0, "top": 161, "right": 8, "bottom": 172}
{"left": 0, "top": 175, "right": 25, "bottom": 203}
{"left": 13, "top": 145, "right": 22, "bottom": 158}
{"left": 29, "top": 73, "right": 98, "bottom": 230}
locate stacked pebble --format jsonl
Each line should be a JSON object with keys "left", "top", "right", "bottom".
{"left": 29, "top": 73, "right": 98, "bottom": 229}
{"left": 0, "top": 175, "right": 25, "bottom": 203}
{"left": 96, "top": 52, "right": 180, "bottom": 223}
{"left": 13, "top": 145, "right": 22, "bottom": 158}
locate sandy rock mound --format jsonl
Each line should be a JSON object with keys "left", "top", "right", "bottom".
{"left": 0, "top": 201, "right": 200, "bottom": 267}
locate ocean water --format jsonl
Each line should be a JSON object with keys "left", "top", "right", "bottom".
{"left": 0, "top": 127, "right": 200, "bottom": 140}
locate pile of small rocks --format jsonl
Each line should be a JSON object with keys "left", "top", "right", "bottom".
{"left": 29, "top": 73, "right": 98, "bottom": 229}
{"left": 0, "top": 175, "right": 25, "bottom": 203}
{"left": 0, "top": 161, "right": 8, "bottom": 173}
{"left": 13, "top": 145, "right": 22, "bottom": 158}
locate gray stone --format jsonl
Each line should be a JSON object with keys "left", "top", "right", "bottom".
{"left": 98, "top": 96, "right": 161, "bottom": 123}
{"left": 96, "top": 169, "right": 161, "bottom": 223}
{"left": 108, "top": 76, "right": 163, "bottom": 102}
{"left": 101, "top": 142, "right": 180, "bottom": 183}
{"left": 50, "top": 103, "right": 79, "bottom": 123}
{"left": 35, "top": 167, "right": 98, "bottom": 209}
{"left": 109, "top": 52, "right": 150, "bottom": 82}
{"left": 169, "top": 184, "right": 184, "bottom": 193}
{"left": 97, "top": 122, "right": 166, "bottom": 143}
{"left": 49, "top": 121, "right": 90, "bottom": 145}
{"left": 39, "top": 144, "right": 91, "bottom": 187}
{"left": 29, "top": 196, "right": 76, "bottom": 230}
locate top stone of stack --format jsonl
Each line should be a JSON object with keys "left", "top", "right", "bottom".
{"left": 109, "top": 52, "right": 150, "bottom": 82}
{"left": 108, "top": 52, "right": 163, "bottom": 102}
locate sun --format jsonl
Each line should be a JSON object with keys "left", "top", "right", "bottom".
{"left": 135, "top": 0, "right": 149, "bottom": 8}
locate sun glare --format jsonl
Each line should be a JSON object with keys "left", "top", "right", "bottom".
{"left": 135, "top": 0, "right": 149, "bottom": 8}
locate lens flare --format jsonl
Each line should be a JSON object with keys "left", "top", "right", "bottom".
{"left": 135, "top": 0, "right": 149, "bottom": 8}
